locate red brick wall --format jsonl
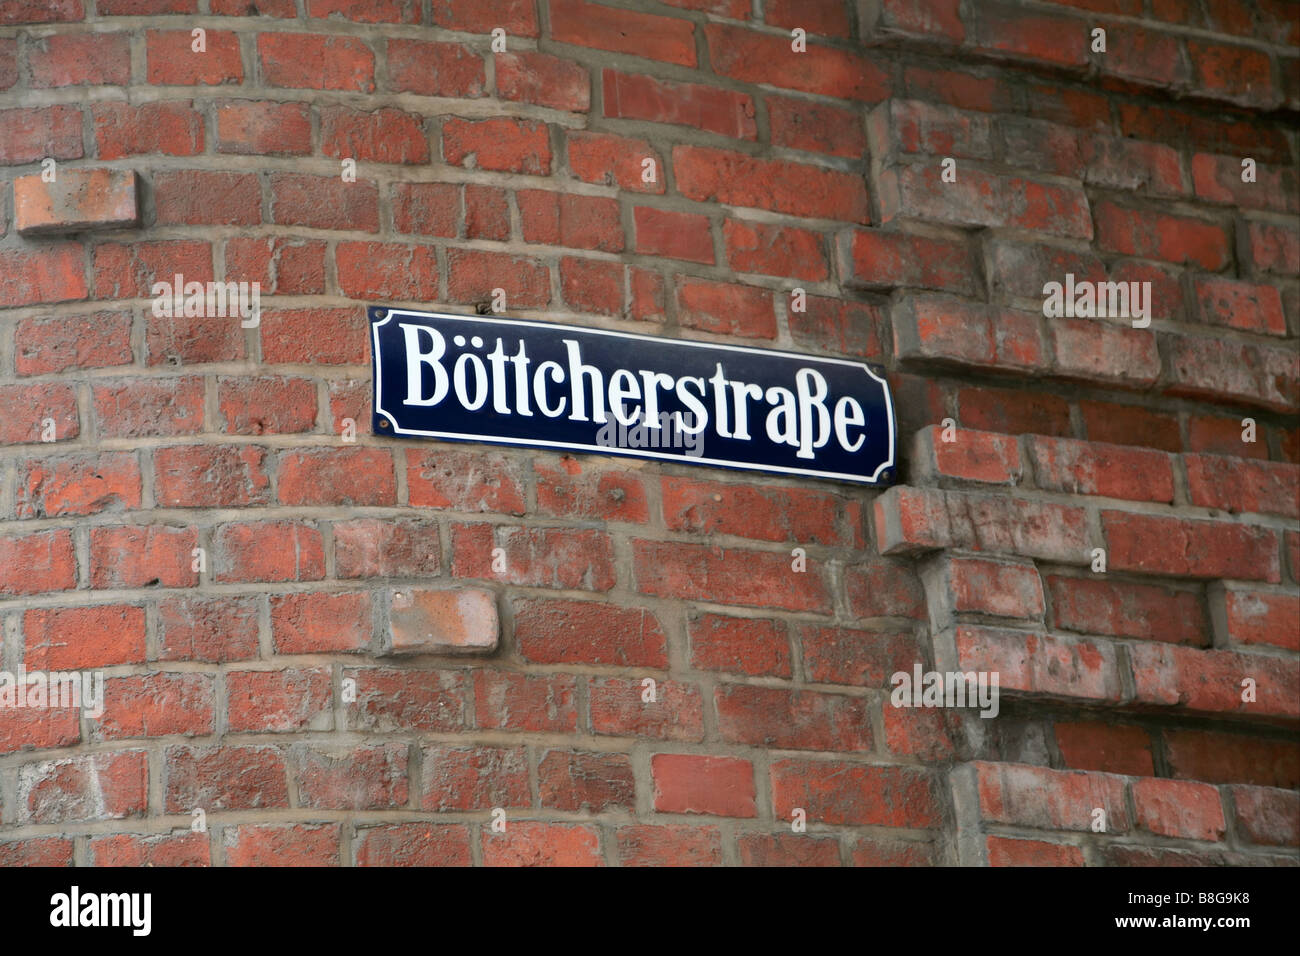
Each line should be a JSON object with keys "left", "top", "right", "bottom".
{"left": 0, "top": 0, "right": 1296, "bottom": 866}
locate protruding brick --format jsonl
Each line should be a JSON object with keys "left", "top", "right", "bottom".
{"left": 14, "top": 168, "right": 139, "bottom": 236}
{"left": 387, "top": 587, "right": 498, "bottom": 655}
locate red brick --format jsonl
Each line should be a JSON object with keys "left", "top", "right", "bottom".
{"left": 92, "top": 101, "right": 203, "bottom": 159}
{"left": 723, "top": 219, "right": 828, "bottom": 281}
{"left": 1050, "top": 319, "right": 1160, "bottom": 388}
{"left": 518, "top": 189, "right": 623, "bottom": 251}
{"left": 154, "top": 170, "right": 260, "bottom": 226}
{"left": 1094, "top": 201, "right": 1231, "bottom": 269}
{"left": 739, "top": 833, "right": 841, "bottom": 867}
{"left": 0, "top": 530, "right": 76, "bottom": 596}
{"left": 355, "top": 824, "right": 472, "bottom": 866}
{"left": 421, "top": 745, "right": 529, "bottom": 810}
{"left": 271, "top": 591, "right": 372, "bottom": 654}
{"left": 336, "top": 241, "right": 439, "bottom": 300}
{"left": 407, "top": 448, "right": 527, "bottom": 513}
{"left": 335, "top": 517, "right": 440, "bottom": 579}
{"left": 444, "top": 116, "right": 550, "bottom": 174}
{"left": 688, "top": 613, "right": 791, "bottom": 678}
{"left": 956, "top": 624, "right": 1122, "bottom": 702}
{"left": 1130, "top": 642, "right": 1298, "bottom": 719}
{"left": 0, "top": 105, "right": 82, "bottom": 165}
{"left": 914, "top": 424, "right": 1020, "bottom": 484}
{"left": 23, "top": 605, "right": 143, "bottom": 670}
{"left": 1186, "top": 454, "right": 1299, "bottom": 519}
{"left": 215, "top": 521, "right": 325, "bottom": 583}
{"left": 321, "top": 105, "right": 428, "bottom": 164}
{"left": 391, "top": 182, "right": 459, "bottom": 238}
{"left": 259, "top": 32, "right": 375, "bottom": 92}
{"left": 604, "top": 69, "right": 753, "bottom": 139}
{"left": 1030, "top": 436, "right": 1173, "bottom": 502}
{"left": 498, "top": 51, "right": 589, "bottom": 111}
{"left": 1166, "top": 729, "right": 1298, "bottom": 789}
{"left": 0, "top": 707, "right": 80, "bottom": 756}
{"left": 216, "top": 100, "right": 312, "bottom": 155}
{"left": 617, "top": 826, "right": 723, "bottom": 866}
{"left": 876, "top": 486, "right": 1090, "bottom": 562}
{"left": 788, "top": 294, "right": 882, "bottom": 358}
{"left": 1134, "top": 778, "right": 1226, "bottom": 841}
{"left": 1054, "top": 721, "right": 1155, "bottom": 776}
{"left": 843, "top": 230, "right": 979, "bottom": 295}
{"left": 662, "top": 476, "right": 849, "bottom": 545}
{"left": 19, "top": 751, "right": 147, "bottom": 824}
{"left": 633, "top": 539, "right": 832, "bottom": 613}
{"left": 225, "top": 237, "right": 326, "bottom": 293}
{"left": 634, "top": 206, "right": 714, "bottom": 264}
{"left": 481, "top": 823, "right": 602, "bottom": 866}
{"left": 716, "top": 685, "right": 873, "bottom": 751}
{"left": 1194, "top": 277, "right": 1287, "bottom": 335}
{"left": 17, "top": 452, "right": 140, "bottom": 518}
{"left": 144, "top": 312, "right": 245, "bottom": 367}
{"left": 158, "top": 594, "right": 259, "bottom": 663}
{"left": 535, "top": 458, "right": 649, "bottom": 523}
{"left": 1229, "top": 786, "right": 1300, "bottom": 847}
{"left": 589, "top": 677, "right": 705, "bottom": 741}
{"left": 986, "top": 837, "right": 1084, "bottom": 867}
{"left": 465, "top": 184, "right": 509, "bottom": 239}
{"left": 772, "top": 758, "right": 939, "bottom": 828}
{"left": 0, "top": 1, "right": 84, "bottom": 25}
{"left": 93, "top": 239, "right": 212, "bottom": 299}
{"left": 93, "top": 378, "right": 204, "bottom": 438}
{"left": 706, "top": 23, "right": 888, "bottom": 101}
{"left": 974, "top": 761, "right": 1129, "bottom": 832}
{"left": 14, "top": 310, "right": 131, "bottom": 376}
{"left": 154, "top": 445, "right": 271, "bottom": 508}
{"left": 1163, "top": 332, "right": 1298, "bottom": 414}
{"left": 146, "top": 29, "right": 243, "bottom": 85}
{"left": 539, "top": 749, "right": 635, "bottom": 812}
{"left": 225, "top": 824, "right": 340, "bottom": 866}
{"left": 676, "top": 145, "right": 868, "bottom": 223}
{"left": 474, "top": 672, "right": 578, "bottom": 733}
{"left": 1047, "top": 574, "right": 1209, "bottom": 646}
{"left": 893, "top": 297, "right": 1044, "bottom": 374}
{"left": 0, "top": 243, "right": 87, "bottom": 307}
{"left": 567, "top": 131, "right": 665, "bottom": 194}
{"left": 29, "top": 32, "right": 129, "bottom": 87}
{"left": 270, "top": 173, "right": 379, "bottom": 232}
{"left": 1102, "top": 510, "right": 1280, "bottom": 582}
{"left": 226, "top": 668, "right": 333, "bottom": 733}
{"left": 551, "top": 0, "right": 695, "bottom": 66}
{"left": 844, "top": 561, "right": 926, "bottom": 620}
{"left": 769, "top": 96, "right": 865, "bottom": 158}
{"left": 429, "top": 0, "right": 537, "bottom": 33}
{"left": 261, "top": 308, "right": 368, "bottom": 365}
{"left": 88, "top": 833, "right": 210, "bottom": 867}
{"left": 1188, "top": 40, "right": 1277, "bottom": 106}
{"left": 1215, "top": 586, "right": 1300, "bottom": 651}
{"left": 295, "top": 743, "right": 407, "bottom": 810}
{"left": 345, "top": 667, "right": 466, "bottom": 733}
{"left": 674, "top": 276, "right": 775, "bottom": 337}
{"left": 970, "top": 3, "right": 1089, "bottom": 67}
{"left": 931, "top": 554, "right": 1045, "bottom": 621}
{"left": 90, "top": 524, "right": 198, "bottom": 589}
{"left": 446, "top": 248, "right": 551, "bottom": 307}
{"left": 1246, "top": 220, "right": 1300, "bottom": 275}
{"left": 513, "top": 597, "right": 668, "bottom": 667}
{"left": 882, "top": 165, "right": 1091, "bottom": 239}
{"left": 800, "top": 624, "right": 924, "bottom": 687}
{"left": 1081, "top": 400, "right": 1181, "bottom": 452}
{"left": 307, "top": 0, "right": 419, "bottom": 22}
{"left": 652, "top": 754, "right": 755, "bottom": 817}
{"left": 92, "top": 673, "right": 214, "bottom": 741}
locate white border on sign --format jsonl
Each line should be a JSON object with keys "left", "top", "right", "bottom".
{"left": 370, "top": 307, "right": 897, "bottom": 485}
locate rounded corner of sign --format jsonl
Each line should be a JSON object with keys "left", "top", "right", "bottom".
{"left": 373, "top": 407, "right": 400, "bottom": 433}
{"left": 369, "top": 305, "right": 394, "bottom": 325}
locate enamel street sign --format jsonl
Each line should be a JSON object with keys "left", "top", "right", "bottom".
{"left": 369, "top": 307, "right": 896, "bottom": 485}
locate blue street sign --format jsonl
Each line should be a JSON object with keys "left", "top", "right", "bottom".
{"left": 369, "top": 307, "right": 896, "bottom": 485}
